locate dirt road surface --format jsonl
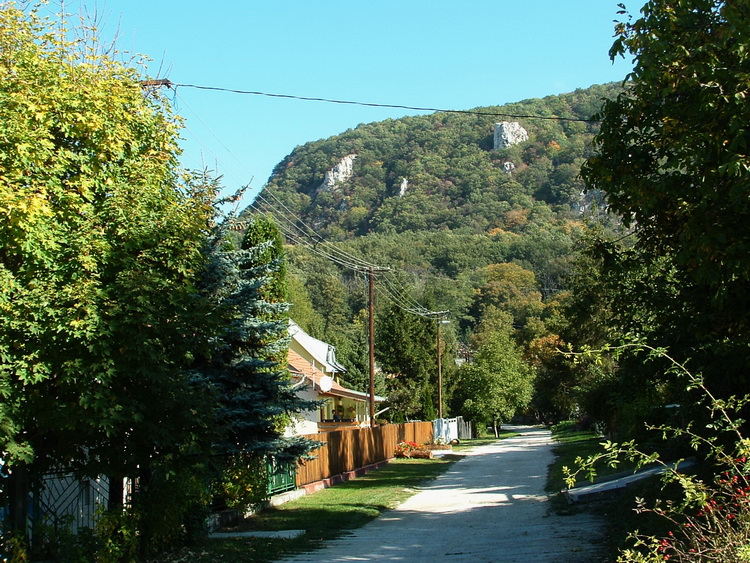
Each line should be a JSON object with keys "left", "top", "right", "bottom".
{"left": 280, "top": 425, "right": 604, "bottom": 562}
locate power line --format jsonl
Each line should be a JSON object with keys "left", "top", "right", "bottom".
{"left": 141, "top": 80, "right": 450, "bottom": 318}
{"left": 169, "top": 81, "right": 598, "bottom": 123}
{"left": 251, "top": 194, "right": 385, "bottom": 272}
{"left": 233, "top": 203, "right": 449, "bottom": 319}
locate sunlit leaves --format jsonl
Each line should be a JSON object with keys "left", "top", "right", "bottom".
{"left": 0, "top": 4, "right": 214, "bottom": 476}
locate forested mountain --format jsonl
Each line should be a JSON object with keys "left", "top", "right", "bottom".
{"left": 258, "top": 82, "right": 620, "bottom": 239}
{"left": 245, "top": 83, "right": 623, "bottom": 423}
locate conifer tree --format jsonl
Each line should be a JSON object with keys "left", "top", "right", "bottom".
{"left": 197, "top": 215, "right": 316, "bottom": 506}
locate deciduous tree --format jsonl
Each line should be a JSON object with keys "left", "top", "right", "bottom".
{"left": 451, "top": 308, "right": 534, "bottom": 435}
{"left": 581, "top": 0, "right": 750, "bottom": 400}
{"left": 0, "top": 4, "right": 216, "bottom": 543}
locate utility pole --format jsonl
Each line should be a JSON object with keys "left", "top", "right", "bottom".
{"left": 368, "top": 267, "right": 376, "bottom": 427}
{"left": 430, "top": 312, "right": 450, "bottom": 421}
{"left": 437, "top": 318, "right": 443, "bottom": 419}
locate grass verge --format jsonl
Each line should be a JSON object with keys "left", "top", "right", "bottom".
{"left": 166, "top": 434, "right": 514, "bottom": 562}
{"left": 546, "top": 421, "right": 681, "bottom": 560}
{"left": 546, "top": 422, "right": 606, "bottom": 495}
{"left": 166, "top": 455, "right": 458, "bottom": 562}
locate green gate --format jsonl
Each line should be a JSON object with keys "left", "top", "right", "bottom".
{"left": 266, "top": 457, "right": 297, "bottom": 496}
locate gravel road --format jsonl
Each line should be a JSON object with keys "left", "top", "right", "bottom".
{"left": 280, "top": 425, "right": 604, "bottom": 562}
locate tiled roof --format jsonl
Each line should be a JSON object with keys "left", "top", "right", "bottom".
{"left": 288, "top": 349, "right": 384, "bottom": 402}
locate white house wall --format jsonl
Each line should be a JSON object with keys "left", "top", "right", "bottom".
{"left": 286, "top": 386, "right": 322, "bottom": 436}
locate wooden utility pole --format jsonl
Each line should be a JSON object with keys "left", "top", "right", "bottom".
{"left": 431, "top": 311, "right": 449, "bottom": 421}
{"left": 437, "top": 318, "right": 443, "bottom": 419}
{"left": 368, "top": 267, "right": 376, "bottom": 427}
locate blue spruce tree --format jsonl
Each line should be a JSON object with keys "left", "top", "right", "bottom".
{"left": 199, "top": 214, "right": 317, "bottom": 508}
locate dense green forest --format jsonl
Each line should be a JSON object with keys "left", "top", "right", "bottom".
{"left": 261, "top": 83, "right": 619, "bottom": 238}
{"left": 246, "top": 83, "right": 624, "bottom": 426}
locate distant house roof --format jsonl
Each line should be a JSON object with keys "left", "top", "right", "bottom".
{"left": 289, "top": 320, "right": 347, "bottom": 373}
{"left": 288, "top": 346, "right": 385, "bottom": 403}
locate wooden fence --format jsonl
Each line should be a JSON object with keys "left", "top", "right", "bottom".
{"left": 296, "top": 421, "right": 433, "bottom": 487}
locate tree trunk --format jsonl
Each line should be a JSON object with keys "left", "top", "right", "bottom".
{"left": 108, "top": 475, "right": 123, "bottom": 510}
{"left": 7, "top": 462, "right": 30, "bottom": 538}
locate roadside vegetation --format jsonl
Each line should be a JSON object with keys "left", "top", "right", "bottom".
{"left": 547, "top": 422, "right": 659, "bottom": 558}
{"left": 167, "top": 433, "right": 514, "bottom": 563}
{"left": 3, "top": 0, "right": 749, "bottom": 559}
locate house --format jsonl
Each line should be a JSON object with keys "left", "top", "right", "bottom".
{"left": 286, "top": 321, "right": 385, "bottom": 434}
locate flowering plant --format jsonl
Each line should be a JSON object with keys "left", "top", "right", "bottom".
{"left": 395, "top": 441, "right": 420, "bottom": 457}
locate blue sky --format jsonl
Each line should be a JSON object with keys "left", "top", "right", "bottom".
{"left": 79, "top": 1, "right": 632, "bottom": 205}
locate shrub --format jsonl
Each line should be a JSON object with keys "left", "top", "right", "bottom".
{"left": 566, "top": 343, "right": 750, "bottom": 561}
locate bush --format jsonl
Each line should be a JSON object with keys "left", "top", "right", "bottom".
{"left": 567, "top": 343, "right": 750, "bottom": 561}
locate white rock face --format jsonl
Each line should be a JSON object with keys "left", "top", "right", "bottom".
{"left": 319, "top": 154, "right": 357, "bottom": 191}
{"left": 493, "top": 122, "right": 529, "bottom": 150}
{"left": 399, "top": 177, "right": 409, "bottom": 197}
{"left": 502, "top": 162, "right": 516, "bottom": 174}
{"left": 572, "top": 189, "right": 607, "bottom": 216}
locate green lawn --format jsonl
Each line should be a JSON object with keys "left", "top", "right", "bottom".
{"left": 163, "top": 434, "right": 519, "bottom": 562}
{"left": 164, "top": 455, "right": 459, "bottom": 562}
{"left": 546, "top": 422, "right": 607, "bottom": 494}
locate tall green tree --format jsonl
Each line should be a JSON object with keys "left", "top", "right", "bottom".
{"left": 0, "top": 3, "right": 216, "bottom": 537}
{"left": 451, "top": 308, "right": 535, "bottom": 436}
{"left": 580, "top": 0, "right": 750, "bottom": 400}
{"left": 196, "top": 216, "right": 316, "bottom": 511}
{"left": 376, "top": 304, "right": 438, "bottom": 421}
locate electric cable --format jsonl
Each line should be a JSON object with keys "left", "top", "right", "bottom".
{"left": 154, "top": 82, "right": 450, "bottom": 318}
{"left": 171, "top": 82, "right": 598, "bottom": 123}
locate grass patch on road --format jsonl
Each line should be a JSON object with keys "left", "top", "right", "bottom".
{"left": 452, "top": 429, "right": 519, "bottom": 452}
{"left": 547, "top": 421, "right": 606, "bottom": 498}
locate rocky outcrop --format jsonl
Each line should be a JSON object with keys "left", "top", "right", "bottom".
{"left": 571, "top": 188, "right": 606, "bottom": 215}
{"left": 399, "top": 177, "right": 409, "bottom": 197}
{"left": 493, "top": 122, "right": 528, "bottom": 150}
{"left": 319, "top": 154, "right": 357, "bottom": 191}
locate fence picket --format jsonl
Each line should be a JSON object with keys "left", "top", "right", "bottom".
{"left": 295, "top": 422, "right": 433, "bottom": 487}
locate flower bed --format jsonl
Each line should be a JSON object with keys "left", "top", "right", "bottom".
{"left": 394, "top": 441, "right": 420, "bottom": 457}
{"left": 394, "top": 441, "right": 435, "bottom": 458}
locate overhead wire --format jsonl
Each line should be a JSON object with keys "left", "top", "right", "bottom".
{"left": 246, "top": 200, "right": 371, "bottom": 271}
{"left": 171, "top": 82, "right": 598, "bottom": 123}
{"left": 251, "top": 194, "right": 384, "bottom": 271}
{"left": 244, "top": 194, "right": 450, "bottom": 318}
{"left": 173, "top": 90, "right": 257, "bottom": 190}
{"left": 379, "top": 272, "right": 433, "bottom": 316}
{"left": 248, "top": 196, "right": 447, "bottom": 318}
{"left": 157, "top": 81, "right": 450, "bottom": 318}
